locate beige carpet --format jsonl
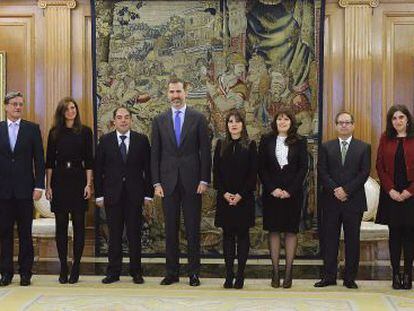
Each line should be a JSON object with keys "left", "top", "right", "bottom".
{"left": 1, "top": 276, "right": 413, "bottom": 310}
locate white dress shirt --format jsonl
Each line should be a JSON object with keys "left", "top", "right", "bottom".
{"left": 275, "top": 135, "right": 289, "bottom": 169}
{"left": 338, "top": 136, "right": 352, "bottom": 153}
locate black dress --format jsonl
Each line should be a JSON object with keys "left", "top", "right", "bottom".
{"left": 258, "top": 134, "right": 308, "bottom": 233}
{"left": 376, "top": 138, "right": 414, "bottom": 226}
{"left": 46, "top": 126, "right": 93, "bottom": 213}
{"left": 213, "top": 139, "right": 257, "bottom": 233}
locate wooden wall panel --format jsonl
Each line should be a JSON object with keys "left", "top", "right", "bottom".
{"left": 326, "top": 1, "right": 414, "bottom": 175}
{"left": 0, "top": 16, "right": 35, "bottom": 121}
{"left": 323, "top": 4, "right": 344, "bottom": 142}
{"left": 383, "top": 14, "right": 414, "bottom": 119}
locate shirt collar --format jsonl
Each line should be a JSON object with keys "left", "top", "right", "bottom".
{"left": 338, "top": 136, "right": 352, "bottom": 145}
{"left": 7, "top": 118, "right": 21, "bottom": 127}
{"left": 171, "top": 105, "right": 186, "bottom": 115}
{"left": 116, "top": 130, "right": 130, "bottom": 139}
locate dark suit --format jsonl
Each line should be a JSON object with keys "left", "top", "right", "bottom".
{"left": 0, "top": 119, "right": 45, "bottom": 277}
{"left": 318, "top": 138, "right": 370, "bottom": 281}
{"left": 151, "top": 107, "right": 211, "bottom": 276}
{"left": 95, "top": 130, "right": 153, "bottom": 277}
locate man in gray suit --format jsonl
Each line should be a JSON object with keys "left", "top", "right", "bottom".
{"left": 314, "top": 111, "right": 371, "bottom": 289}
{"left": 151, "top": 77, "right": 211, "bottom": 286}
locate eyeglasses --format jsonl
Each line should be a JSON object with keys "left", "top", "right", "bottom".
{"left": 8, "top": 102, "right": 24, "bottom": 108}
{"left": 336, "top": 121, "right": 353, "bottom": 126}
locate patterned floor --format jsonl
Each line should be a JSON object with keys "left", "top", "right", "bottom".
{"left": 1, "top": 276, "right": 413, "bottom": 310}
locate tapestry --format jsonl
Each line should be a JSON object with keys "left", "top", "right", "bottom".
{"left": 94, "top": 0, "right": 323, "bottom": 257}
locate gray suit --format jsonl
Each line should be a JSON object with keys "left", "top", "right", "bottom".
{"left": 151, "top": 106, "right": 211, "bottom": 276}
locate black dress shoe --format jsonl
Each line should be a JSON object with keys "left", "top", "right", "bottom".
{"left": 314, "top": 278, "right": 337, "bottom": 287}
{"left": 402, "top": 273, "right": 412, "bottom": 290}
{"left": 189, "top": 274, "right": 200, "bottom": 287}
{"left": 392, "top": 273, "right": 402, "bottom": 290}
{"left": 132, "top": 274, "right": 144, "bottom": 284}
{"left": 20, "top": 275, "right": 31, "bottom": 286}
{"left": 160, "top": 275, "right": 179, "bottom": 285}
{"left": 102, "top": 275, "right": 120, "bottom": 284}
{"left": 0, "top": 274, "right": 12, "bottom": 287}
{"left": 343, "top": 280, "right": 358, "bottom": 289}
{"left": 233, "top": 277, "right": 244, "bottom": 289}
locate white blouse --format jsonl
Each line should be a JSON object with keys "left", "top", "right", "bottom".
{"left": 275, "top": 136, "right": 289, "bottom": 168}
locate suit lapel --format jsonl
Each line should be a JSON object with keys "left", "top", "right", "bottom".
{"left": 13, "top": 120, "right": 25, "bottom": 154}
{"left": 332, "top": 139, "right": 341, "bottom": 167}
{"left": 343, "top": 139, "right": 355, "bottom": 167}
{"left": 180, "top": 108, "right": 195, "bottom": 146}
{"left": 165, "top": 110, "right": 177, "bottom": 148}
{"left": 126, "top": 132, "right": 136, "bottom": 164}
{"left": 0, "top": 122, "right": 12, "bottom": 154}
{"left": 269, "top": 135, "right": 281, "bottom": 169}
{"left": 110, "top": 131, "right": 124, "bottom": 163}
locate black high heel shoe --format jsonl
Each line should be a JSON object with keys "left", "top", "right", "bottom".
{"left": 234, "top": 276, "right": 244, "bottom": 289}
{"left": 402, "top": 272, "right": 412, "bottom": 290}
{"left": 392, "top": 273, "right": 402, "bottom": 290}
{"left": 58, "top": 265, "right": 68, "bottom": 284}
{"left": 223, "top": 274, "right": 234, "bottom": 289}
{"left": 282, "top": 269, "right": 292, "bottom": 288}
{"left": 68, "top": 263, "right": 80, "bottom": 284}
{"left": 271, "top": 270, "right": 280, "bottom": 288}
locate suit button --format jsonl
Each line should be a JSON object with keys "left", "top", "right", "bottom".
{"left": 11, "top": 159, "right": 15, "bottom": 162}
{"left": 122, "top": 177, "right": 126, "bottom": 182}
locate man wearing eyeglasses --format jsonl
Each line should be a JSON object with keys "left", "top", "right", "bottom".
{"left": 314, "top": 111, "right": 370, "bottom": 289}
{"left": 0, "top": 91, "right": 45, "bottom": 286}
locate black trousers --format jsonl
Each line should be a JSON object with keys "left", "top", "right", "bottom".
{"left": 105, "top": 186, "right": 143, "bottom": 277}
{"left": 389, "top": 225, "right": 414, "bottom": 274}
{"left": 55, "top": 210, "right": 85, "bottom": 266}
{"left": 0, "top": 198, "right": 34, "bottom": 277}
{"left": 323, "top": 206, "right": 362, "bottom": 281}
{"left": 223, "top": 229, "right": 250, "bottom": 277}
{"left": 163, "top": 178, "right": 201, "bottom": 276}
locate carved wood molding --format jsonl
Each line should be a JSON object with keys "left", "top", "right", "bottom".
{"left": 37, "top": 0, "right": 77, "bottom": 9}
{"left": 339, "top": 0, "right": 379, "bottom": 7}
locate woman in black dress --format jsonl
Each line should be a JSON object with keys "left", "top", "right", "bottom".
{"left": 45, "top": 97, "right": 93, "bottom": 284}
{"left": 258, "top": 108, "right": 308, "bottom": 288}
{"left": 376, "top": 104, "right": 414, "bottom": 289}
{"left": 213, "top": 109, "right": 257, "bottom": 289}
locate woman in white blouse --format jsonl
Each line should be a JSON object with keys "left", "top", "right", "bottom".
{"left": 258, "top": 109, "right": 308, "bottom": 288}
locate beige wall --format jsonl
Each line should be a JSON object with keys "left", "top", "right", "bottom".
{"left": 325, "top": 0, "right": 414, "bottom": 174}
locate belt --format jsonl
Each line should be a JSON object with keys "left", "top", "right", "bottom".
{"left": 55, "top": 160, "right": 84, "bottom": 169}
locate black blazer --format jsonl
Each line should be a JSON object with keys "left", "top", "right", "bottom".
{"left": 318, "top": 138, "right": 371, "bottom": 212}
{"left": 0, "top": 119, "right": 45, "bottom": 199}
{"left": 258, "top": 134, "right": 308, "bottom": 196}
{"left": 151, "top": 107, "right": 211, "bottom": 195}
{"left": 95, "top": 130, "right": 153, "bottom": 206}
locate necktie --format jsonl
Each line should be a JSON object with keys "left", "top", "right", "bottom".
{"left": 9, "top": 122, "right": 18, "bottom": 152}
{"left": 120, "top": 135, "right": 127, "bottom": 162}
{"left": 341, "top": 140, "right": 348, "bottom": 165}
{"left": 174, "top": 110, "right": 181, "bottom": 146}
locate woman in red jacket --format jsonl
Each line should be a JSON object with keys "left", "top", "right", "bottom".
{"left": 376, "top": 104, "right": 414, "bottom": 290}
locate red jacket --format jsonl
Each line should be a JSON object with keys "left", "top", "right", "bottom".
{"left": 376, "top": 133, "right": 414, "bottom": 194}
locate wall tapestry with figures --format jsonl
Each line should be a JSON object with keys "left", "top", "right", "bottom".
{"left": 94, "top": 0, "right": 323, "bottom": 257}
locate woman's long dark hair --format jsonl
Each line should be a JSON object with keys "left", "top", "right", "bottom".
{"left": 385, "top": 104, "right": 414, "bottom": 138}
{"left": 50, "top": 97, "right": 82, "bottom": 140}
{"left": 270, "top": 108, "right": 300, "bottom": 145}
{"left": 221, "top": 109, "right": 250, "bottom": 156}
